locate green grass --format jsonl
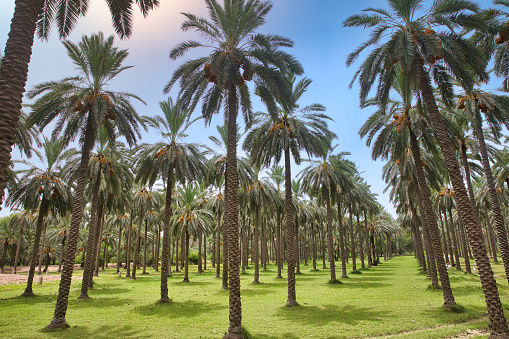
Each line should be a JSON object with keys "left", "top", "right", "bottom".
{"left": 0, "top": 256, "right": 505, "bottom": 338}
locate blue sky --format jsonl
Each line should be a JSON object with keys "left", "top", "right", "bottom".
{"left": 0, "top": 0, "right": 496, "bottom": 217}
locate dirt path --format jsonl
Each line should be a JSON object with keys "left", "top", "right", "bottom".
{"left": 0, "top": 265, "right": 83, "bottom": 286}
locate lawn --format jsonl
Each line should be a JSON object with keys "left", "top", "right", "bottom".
{"left": 0, "top": 256, "right": 506, "bottom": 338}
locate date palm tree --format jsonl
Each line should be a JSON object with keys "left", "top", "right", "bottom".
{"left": 7, "top": 136, "right": 72, "bottom": 296}
{"left": 0, "top": 0, "right": 159, "bottom": 210}
{"left": 165, "top": 1, "right": 302, "bottom": 334}
{"left": 26, "top": 32, "right": 144, "bottom": 329}
{"left": 345, "top": 1, "right": 509, "bottom": 335}
{"left": 171, "top": 183, "right": 213, "bottom": 282}
{"left": 135, "top": 97, "right": 207, "bottom": 302}
{"left": 243, "top": 74, "right": 334, "bottom": 305}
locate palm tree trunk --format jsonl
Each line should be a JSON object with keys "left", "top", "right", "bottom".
{"left": 357, "top": 213, "right": 365, "bottom": 269}
{"left": 198, "top": 231, "right": 202, "bottom": 274}
{"left": 116, "top": 223, "right": 122, "bottom": 274}
{"left": 79, "top": 172, "right": 102, "bottom": 298}
{"left": 325, "top": 190, "right": 336, "bottom": 282}
{"left": 143, "top": 219, "right": 148, "bottom": 274}
{"left": 0, "top": 0, "right": 40, "bottom": 208}
{"left": 442, "top": 207, "right": 455, "bottom": 267}
{"left": 216, "top": 211, "right": 221, "bottom": 278}
{"left": 438, "top": 208, "right": 450, "bottom": 265}
{"left": 348, "top": 204, "right": 356, "bottom": 272}
{"left": 183, "top": 229, "right": 190, "bottom": 283}
{"left": 125, "top": 215, "right": 132, "bottom": 278}
{"left": 222, "top": 206, "right": 229, "bottom": 289}
{"left": 224, "top": 85, "right": 242, "bottom": 338}
{"left": 37, "top": 222, "right": 47, "bottom": 275}
{"left": 284, "top": 139, "right": 298, "bottom": 306}
{"left": 458, "top": 217, "right": 471, "bottom": 274}
{"left": 47, "top": 114, "right": 95, "bottom": 329}
{"left": 253, "top": 210, "right": 260, "bottom": 284}
{"left": 484, "top": 205, "right": 499, "bottom": 262}
{"left": 160, "top": 168, "right": 173, "bottom": 302}
{"left": 312, "top": 223, "right": 317, "bottom": 270}
{"left": 13, "top": 227, "right": 23, "bottom": 274}
{"left": 409, "top": 201, "right": 426, "bottom": 270}
{"left": 448, "top": 206, "right": 461, "bottom": 271}
{"left": 132, "top": 208, "right": 144, "bottom": 280}
{"left": 276, "top": 211, "right": 282, "bottom": 278}
{"left": 94, "top": 214, "right": 104, "bottom": 277}
{"left": 364, "top": 211, "right": 372, "bottom": 268}
{"left": 337, "top": 198, "right": 348, "bottom": 278}
{"left": 200, "top": 233, "right": 207, "bottom": 270}
{"left": 321, "top": 223, "right": 326, "bottom": 269}
{"left": 409, "top": 127, "right": 453, "bottom": 303}
{"left": 418, "top": 62, "right": 508, "bottom": 335}
{"left": 474, "top": 110, "right": 509, "bottom": 282}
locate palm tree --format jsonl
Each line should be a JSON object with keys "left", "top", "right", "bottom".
{"left": 299, "top": 145, "right": 354, "bottom": 283}
{"left": 0, "top": 0, "right": 159, "bottom": 210}
{"left": 171, "top": 183, "right": 213, "bottom": 282}
{"left": 456, "top": 89, "right": 509, "bottom": 282}
{"left": 244, "top": 165, "right": 278, "bottom": 283}
{"left": 243, "top": 74, "right": 334, "bottom": 305}
{"left": 166, "top": 1, "right": 302, "bottom": 334}
{"left": 6, "top": 136, "right": 72, "bottom": 296}
{"left": 10, "top": 211, "right": 34, "bottom": 274}
{"left": 135, "top": 97, "right": 207, "bottom": 302}
{"left": 26, "top": 33, "right": 144, "bottom": 329}
{"left": 345, "top": 1, "right": 509, "bottom": 334}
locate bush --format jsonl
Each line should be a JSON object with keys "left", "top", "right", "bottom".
{"left": 188, "top": 251, "right": 199, "bottom": 265}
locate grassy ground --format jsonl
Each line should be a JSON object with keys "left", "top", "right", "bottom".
{"left": 0, "top": 256, "right": 507, "bottom": 338}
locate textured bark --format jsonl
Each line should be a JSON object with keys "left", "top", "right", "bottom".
{"left": 216, "top": 212, "right": 221, "bottom": 278}
{"left": 485, "top": 206, "right": 499, "bottom": 263}
{"left": 0, "top": 0, "right": 40, "bottom": 208}
{"left": 364, "top": 211, "right": 372, "bottom": 268}
{"left": 198, "top": 231, "right": 202, "bottom": 274}
{"left": 125, "top": 215, "right": 132, "bottom": 278}
{"left": 439, "top": 209, "right": 451, "bottom": 265}
{"left": 348, "top": 204, "right": 356, "bottom": 272}
{"left": 160, "top": 170, "right": 173, "bottom": 302}
{"left": 13, "top": 227, "right": 23, "bottom": 274}
{"left": 410, "top": 129, "right": 451, "bottom": 300}
{"left": 94, "top": 213, "right": 104, "bottom": 277}
{"left": 222, "top": 205, "right": 229, "bottom": 289}
{"left": 448, "top": 206, "right": 461, "bottom": 271}
{"left": 143, "top": 219, "right": 148, "bottom": 274}
{"left": 37, "top": 222, "right": 47, "bottom": 276}
{"left": 284, "top": 140, "right": 298, "bottom": 306}
{"left": 183, "top": 229, "right": 190, "bottom": 282}
{"left": 276, "top": 211, "right": 282, "bottom": 278}
{"left": 79, "top": 171, "right": 102, "bottom": 298}
{"left": 357, "top": 213, "right": 365, "bottom": 269}
{"left": 325, "top": 191, "right": 336, "bottom": 281}
{"left": 132, "top": 207, "right": 144, "bottom": 280}
{"left": 224, "top": 86, "right": 242, "bottom": 338}
{"left": 474, "top": 108, "right": 509, "bottom": 283}
{"left": 458, "top": 218, "right": 471, "bottom": 274}
{"left": 337, "top": 199, "right": 348, "bottom": 277}
{"left": 409, "top": 201, "right": 426, "bottom": 270}
{"left": 311, "top": 223, "right": 317, "bottom": 270}
{"left": 116, "top": 223, "right": 122, "bottom": 274}
{"left": 47, "top": 115, "right": 95, "bottom": 329}
{"left": 418, "top": 62, "right": 508, "bottom": 335}
{"left": 253, "top": 211, "right": 260, "bottom": 283}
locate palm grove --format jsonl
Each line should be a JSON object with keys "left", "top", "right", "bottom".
{"left": 1, "top": 0, "right": 509, "bottom": 338}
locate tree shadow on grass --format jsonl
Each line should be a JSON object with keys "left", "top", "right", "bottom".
{"left": 43, "top": 324, "right": 148, "bottom": 338}
{"left": 325, "top": 280, "right": 390, "bottom": 289}
{"left": 135, "top": 300, "right": 224, "bottom": 318}
{"left": 276, "top": 304, "right": 388, "bottom": 326}
{"left": 88, "top": 287, "right": 132, "bottom": 295}
{"left": 1, "top": 294, "right": 56, "bottom": 306}
{"left": 67, "top": 297, "right": 133, "bottom": 309}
